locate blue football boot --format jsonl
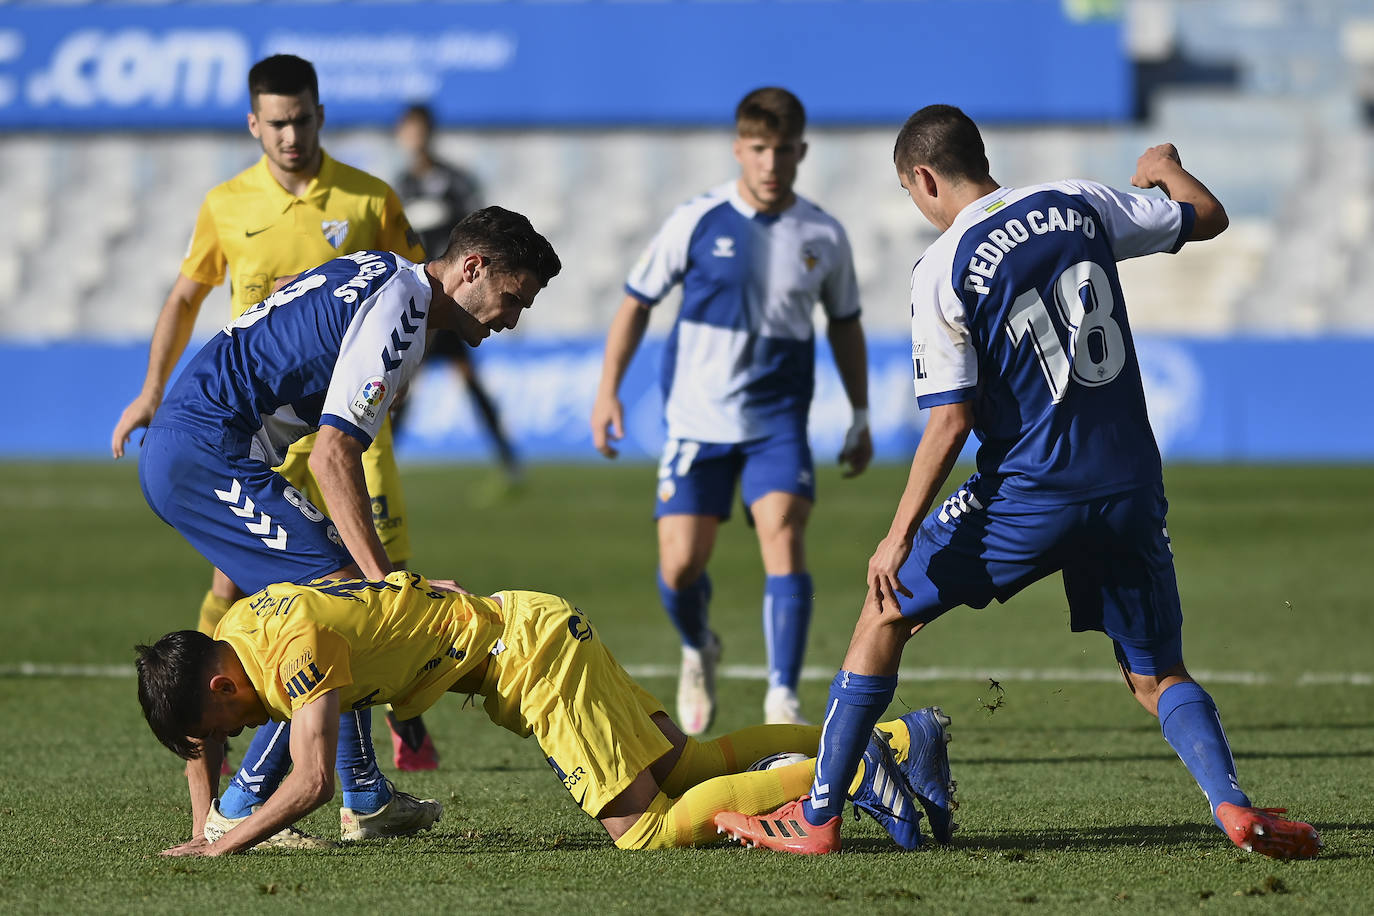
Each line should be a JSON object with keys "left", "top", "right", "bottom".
{"left": 849, "top": 730, "right": 924, "bottom": 850}
{"left": 884, "top": 707, "right": 957, "bottom": 842}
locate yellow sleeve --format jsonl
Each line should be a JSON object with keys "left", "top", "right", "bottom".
{"left": 378, "top": 187, "right": 427, "bottom": 261}
{"left": 179, "top": 196, "right": 228, "bottom": 286}
{"left": 278, "top": 627, "right": 354, "bottom": 711}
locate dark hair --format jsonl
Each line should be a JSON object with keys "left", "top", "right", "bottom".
{"left": 435, "top": 206, "right": 562, "bottom": 287}
{"left": 735, "top": 87, "right": 805, "bottom": 140}
{"left": 134, "top": 631, "right": 219, "bottom": 760}
{"left": 400, "top": 103, "right": 435, "bottom": 131}
{"left": 893, "top": 104, "right": 990, "bottom": 185}
{"left": 248, "top": 54, "right": 319, "bottom": 106}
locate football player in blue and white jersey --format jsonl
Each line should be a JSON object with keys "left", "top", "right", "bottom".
{"left": 721, "top": 106, "right": 1319, "bottom": 859}
{"left": 139, "top": 206, "right": 560, "bottom": 850}
{"left": 591, "top": 88, "right": 873, "bottom": 733}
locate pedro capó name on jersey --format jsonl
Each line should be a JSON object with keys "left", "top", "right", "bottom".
{"left": 964, "top": 206, "right": 1098, "bottom": 295}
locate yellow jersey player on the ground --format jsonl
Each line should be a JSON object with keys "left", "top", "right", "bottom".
{"left": 134, "top": 207, "right": 560, "bottom": 850}
{"left": 109, "top": 54, "right": 436, "bottom": 773}
{"left": 135, "top": 571, "right": 958, "bottom": 856}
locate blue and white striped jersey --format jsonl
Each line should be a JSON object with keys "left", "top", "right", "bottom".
{"left": 154, "top": 250, "right": 434, "bottom": 464}
{"left": 627, "top": 181, "right": 860, "bottom": 443}
{"left": 909, "top": 179, "right": 1196, "bottom": 502}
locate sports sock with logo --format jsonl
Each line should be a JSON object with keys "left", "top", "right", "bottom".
{"left": 220, "top": 721, "right": 292, "bottom": 819}
{"left": 197, "top": 591, "right": 234, "bottom": 637}
{"left": 658, "top": 571, "right": 712, "bottom": 649}
{"left": 660, "top": 724, "right": 821, "bottom": 797}
{"left": 337, "top": 709, "right": 392, "bottom": 813}
{"left": 614, "top": 760, "right": 816, "bottom": 849}
{"left": 802, "top": 671, "right": 896, "bottom": 825}
{"left": 1157, "top": 681, "right": 1251, "bottom": 826}
{"left": 763, "top": 573, "right": 813, "bottom": 691}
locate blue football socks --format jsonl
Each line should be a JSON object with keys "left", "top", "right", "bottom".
{"left": 221, "top": 721, "right": 292, "bottom": 818}
{"left": 1157, "top": 681, "right": 1251, "bottom": 825}
{"left": 220, "top": 711, "right": 393, "bottom": 819}
{"left": 658, "top": 571, "right": 713, "bottom": 649}
{"left": 763, "top": 572, "right": 813, "bottom": 690}
{"left": 802, "top": 671, "right": 897, "bottom": 825}
{"left": 337, "top": 708, "right": 392, "bottom": 814}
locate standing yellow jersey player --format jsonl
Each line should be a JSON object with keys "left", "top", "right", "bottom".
{"left": 111, "top": 54, "right": 438, "bottom": 771}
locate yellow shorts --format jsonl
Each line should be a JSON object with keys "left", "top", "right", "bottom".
{"left": 275, "top": 415, "right": 411, "bottom": 564}
{"left": 480, "top": 591, "right": 672, "bottom": 818}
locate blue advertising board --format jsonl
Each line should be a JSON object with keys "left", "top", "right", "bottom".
{"left": 7, "top": 336, "right": 1374, "bottom": 462}
{"left": 0, "top": 0, "right": 1130, "bottom": 128}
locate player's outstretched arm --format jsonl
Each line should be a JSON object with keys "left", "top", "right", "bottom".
{"left": 1130, "top": 144, "right": 1229, "bottom": 241}
{"left": 174, "top": 692, "right": 340, "bottom": 857}
{"left": 591, "top": 295, "right": 652, "bottom": 459}
{"left": 111, "top": 275, "right": 213, "bottom": 458}
{"left": 868, "top": 401, "right": 974, "bottom": 608}
{"left": 827, "top": 317, "right": 872, "bottom": 478}
{"left": 310, "top": 426, "right": 393, "bottom": 580}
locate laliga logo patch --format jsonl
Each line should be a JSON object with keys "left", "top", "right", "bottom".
{"left": 322, "top": 219, "right": 350, "bottom": 249}
{"left": 350, "top": 376, "right": 386, "bottom": 422}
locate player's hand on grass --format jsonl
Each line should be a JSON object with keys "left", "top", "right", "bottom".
{"left": 868, "top": 533, "right": 914, "bottom": 609}
{"left": 591, "top": 392, "right": 625, "bottom": 459}
{"left": 839, "top": 413, "right": 873, "bottom": 478}
{"left": 160, "top": 834, "right": 215, "bottom": 857}
{"left": 111, "top": 391, "right": 161, "bottom": 458}
{"left": 1131, "top": 143, "right": 1183, "bottom": 190}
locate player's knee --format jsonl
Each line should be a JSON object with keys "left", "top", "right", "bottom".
{"left": 659, "top": 556, "right": 709, "bottom": 590}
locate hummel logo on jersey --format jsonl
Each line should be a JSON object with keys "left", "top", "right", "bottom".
{"left": 213, "top": 479, "right": 288, "bottom": 550}
{"left": 937, "top": 488, "right": 985, "bottom": 524}
{"left": 712, "top": 236, "right": 735, "bottom": 258}
{"left": 245, "top": 225, "right": 273, "bottom": 238}
{"left": 381, "top": 297, "right": 426, "bottom": 371}
{"left": 322, "top": 219, "right": 349, "bottom": 249}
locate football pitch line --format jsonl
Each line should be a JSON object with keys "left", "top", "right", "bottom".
{"left": 1, "top": 661, "right": 1370, "bottom": 686}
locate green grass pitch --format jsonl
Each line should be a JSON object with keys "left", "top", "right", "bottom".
{"left": 0, "top": 461, "right": 1370, "bottom": 913}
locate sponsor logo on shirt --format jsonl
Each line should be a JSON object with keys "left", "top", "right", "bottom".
{"left": 351, "top": 376, "right": 387, "bottom": 423}
{"left": 567, "top": 615, "right": 593, "bottom": 642}
{"left": 712, "top": 236, "right": 735, "bottom": 258}
{"left": 322, "top": 219, "right": 349, "bottom": 249}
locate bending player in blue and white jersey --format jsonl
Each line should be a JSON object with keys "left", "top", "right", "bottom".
{"left": 140, "top": 206, "right": 561, "bottom": 854}
{"left": 719, "top": 106, "right": 1320, "bottom": 859}
{"left": 591, "top": 88, "right": 872, "bottom": 733}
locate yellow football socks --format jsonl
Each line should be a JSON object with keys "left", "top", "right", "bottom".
{"left": 197, "top": 591, "right": 233, "bottom": 636}
{"left": 659, "top": 724, "right": 821, "bottom": 797}
{"left": 615, "top": 759, "right": 817, "bottom": 849}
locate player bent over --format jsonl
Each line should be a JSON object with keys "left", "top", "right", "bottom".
{"left": 135, "top": 572, "right": 957, "bottom": 855}
{"left": 719, "top": 106, "right": 1319, "bottom": 859}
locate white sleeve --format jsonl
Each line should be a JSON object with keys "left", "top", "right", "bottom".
{"left": 623, "top": 202, "right": 699, "bottom": 305}
{"left": 820, "top": 225, "right": 861, "bottom": 320}
{"left": 1059, "top": 179, "right": 1192, "bottom": 261}
{"left": 320, "top": 276, "right": 429, "bottom": 446}
{"left": 909, "top": 255, "right": 978, "bottom": 409}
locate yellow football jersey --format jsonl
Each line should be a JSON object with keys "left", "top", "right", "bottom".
{"left": 181, "top": 151, "right": 425, "bottom": 317}
{"left": 215, "top": 572, "right": 502, "bottom": 721}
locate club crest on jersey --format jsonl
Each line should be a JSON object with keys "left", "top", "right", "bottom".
{"left": 802, "top": 246, "right": 819, "bottom": 271}
{"left": 322, "top": 219, "right": 350, "bottom": 249}
{"left": 712, "top": 236, "right": 735, "bottom": 258}
{"left": 351, "top": 376, "right": 386, "bottom": 422}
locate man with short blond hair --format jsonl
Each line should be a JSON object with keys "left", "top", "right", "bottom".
{"left": 591, "top": 87, "right": 872, "bottom": 733}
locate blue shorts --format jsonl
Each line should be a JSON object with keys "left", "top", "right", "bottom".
{"left": 652, "top": 433, "right": 815, "bottom": 522}
{"left": 895, "top": 475, "right": 1184, "bottom": 675}
{"left": 139, "top": 425, "right": 353, "bottom": 594}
